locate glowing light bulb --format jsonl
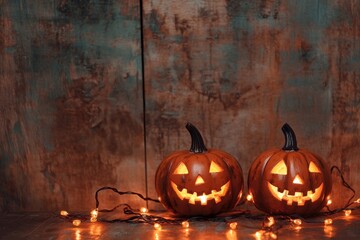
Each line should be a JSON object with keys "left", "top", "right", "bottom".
{"left": 72, "top": 219, "right": 81, "bottom": 226}
{"left": 355, "top": 198, "right": 360, "bottom": 204}
{"left": 324, "top": 219, "right": 333, "bottom": 225}
{"left": 247, "top": 194, "right": 253, "bottom": 202}
{"left": 293, "top": 219, "right": 302, "bottom": 226}
{"left": 154, "top": 223, "right": 161, "bottom": 230}
{"left": 182, "top": 221, "right": 189, "bottom": 228}
{"left": 229, "top": 222, "right": 237, "bottom": 230}
{"left": 140, "top": 207, "right": 148, "bottom": 213}
{"left": 270, "top": 232, "right": 278, "bottom": 239}
{"left": 90, "top": 217, "right": 97, "bottom": 223}
{"left": 255, "top": 230, "right": 264, "bottom": 240}
{"left": 91, "top": 209, "right": 98, "bottom": 218}
{"left": 267, "top": 216, "right": 275, "bottom": 227}
{"left": 344, "top": 210, "right": 351, "bottom": 216}
{"left": 327, "top": 199, "right": 332, "bottom": 206}
{"left": 60, "top": 210, "right": 69, "bottom": 216}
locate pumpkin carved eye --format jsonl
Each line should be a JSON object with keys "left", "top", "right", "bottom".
{"left": 271, "top": 160, "right": 287, "bottom": 175}
{"left": 309, "top": 161, "right": 321, "bottom": 173}
{"left": 209, "top": 161, "right": 223, "bottom": 173}
{"left": 174, "top": 162, "right": 189, "bottom": 175}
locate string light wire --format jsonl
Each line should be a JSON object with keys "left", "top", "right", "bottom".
{"left": 60, "top": 165, "right": 359, "bottom": 233}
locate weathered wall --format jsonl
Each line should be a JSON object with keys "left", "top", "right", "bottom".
{"left": 0, "top": 0, "right": 359, "bottom": 212}
{"left": 0, "top": 0, "right": 145, "bottom": 211}
{"left": 143, "top": 0, "right": 360, "bottom": 209}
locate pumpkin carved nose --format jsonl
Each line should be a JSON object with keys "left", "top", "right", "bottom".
{"left": 195, "top": 175, "right": 205, "bottom": 185}
{"left": 293, "top": 174, "right": 304, "bottom": 185}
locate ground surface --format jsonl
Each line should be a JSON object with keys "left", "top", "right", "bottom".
{"left": 1, "top": 208, "right": 360, "bottom": 239}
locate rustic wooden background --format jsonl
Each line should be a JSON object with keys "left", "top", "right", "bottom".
{"left": 0, "top": 0, "right": 359, "bottom": 212}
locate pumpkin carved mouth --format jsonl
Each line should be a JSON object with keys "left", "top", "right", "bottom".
{"left": 267, "top": 182, "right": 324, "bottom": 206}
{"left": 171, "top": 181, "right": 230, "bottom": 205}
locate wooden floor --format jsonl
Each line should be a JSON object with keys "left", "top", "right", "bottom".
{"left": 1, "top": 209, "right": 360, "bottom": 239}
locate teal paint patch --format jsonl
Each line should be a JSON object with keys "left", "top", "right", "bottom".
{"left": 0, "top": 153, "right": 11, "bottom": 167}
{"left": 287, "top": 0, "right": 340, "bottom": 28}
{"left": 225, "top": 0, "right": 256, "bottom": 34}
{"left": 280, "top": 49, "right": 329, "bottom": 77}
{"left": 220, "top": 44, "right": 241, "bottom": 67}
{"left": 5, "top": 47, "right": 16, "bottom": 54}
{"left": 148, "top": 9, "right": 163, "bottom": 36}
{"left": 12, "top": 121, "right": 22, "bottom": 135}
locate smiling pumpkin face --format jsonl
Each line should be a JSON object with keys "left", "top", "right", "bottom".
{"left": 155, "top": 123, "right": 244, "bottom": 216}
{"left": 170, "top": 158, "right": 231, "bottom": 205}
{"left": 248, "top": 124, "right": 332, "bottom": 216}
{"left": 266, "top": 154, "right": 325, "bottom": 206}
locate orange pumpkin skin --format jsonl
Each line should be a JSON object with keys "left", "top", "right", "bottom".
{"left": 248, "top": 124, "right": 332, "bottom": 216}
{"left": 155, "top": 123, "right": 244, "bottom": 216}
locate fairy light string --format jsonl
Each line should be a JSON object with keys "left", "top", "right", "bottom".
{"left": 324, "top": 166, "right": 356, "bottom": 215}
{"left": 60, "top": 165, "right": 359, "bottom": 233}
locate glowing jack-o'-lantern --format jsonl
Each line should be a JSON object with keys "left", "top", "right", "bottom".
{"left": 248, "top": 123, "right": 332, "bottom": 216}
{"left": 155, "top": 123, "right": 244, "bottom": 216}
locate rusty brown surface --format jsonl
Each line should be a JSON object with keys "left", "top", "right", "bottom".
{"left": 0, "top": 0, "right": 359, "bottom": 215}
{"left": 143, "top": 0, "right": 360, "bottom": 211}
{"left": 0, "top": 0, "right": 145, "bottom": 211}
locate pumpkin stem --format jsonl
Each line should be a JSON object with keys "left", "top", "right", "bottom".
{"left": 186, "top": 122, "right": 208, "bottom": 153}
{"left": 281, "top": 123, "right": 299, "bottom": 151}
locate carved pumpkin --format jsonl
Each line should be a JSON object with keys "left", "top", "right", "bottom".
{"left": 155, "top": 123, "right": 244, "bottom": 216}
{"left": 248, "top": 123, "right": 332, "bottom": 216}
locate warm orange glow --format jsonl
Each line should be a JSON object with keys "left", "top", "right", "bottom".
{"left": 246, "top": 194, "right": 253, "bottom": 202}
{"left": 90, "top": 209, "right": 98, "bottom": 222}
{"left": 174, "top": 162, "right": 189, "bottom": 175}
{"left": 292, "top": 174, "right": 304, "bottom": 185}
{"left": 254, "top": 230, "right": 277, "bottom": 239}
{"left": 75, "top": 229, "right": 81, "bottom": 240}
{"left": 209, "top": 161, "right": 223, "bottom": 173}
{"left": 171, "top": 181, "right": 230, "bottom": 205}
{"left": 154, "top": 223, "right": 161, "bottom": 230}
{"left": 271, "top": 160, "right": 287, "bottom": 175}
{"left": 267, "top": 216, "right": 275, "bottom": 227}
{"left": 344, "top": 209, "right": 352, "bottom": 216}
{"left": 229, "top": 222, "right": 237, "bottom": 230}
{"left": 324, "top": 225, "right": 334, "bottom": 238}
{"left": 60, "top": 210, "right": 69, "bottom": 216}
{"left": 255, "top": 230, "right": 264, "bottom": 240}
{"left": 182, "top": 221, "right": 189, "bottom": 228}
{"left": 270, "top": 232, "right": 278, "bottom": 239}
{"left": 90, "top": 209, "right": 98, "bottom": 218}
{"left": 72, "top": 219, "right": 81, "bottom": 226}
{"left": 195, "top": 175, "right": 205, "bottom": 185}
{"left": 355, "top": 198, "right": 360, "bottom": 203}
{"left": 327, "top": 199, "right": 332, "bottom": 206}
{"left": 89, "top": 223, "right": 104, "bottom": 236}
{"left": 267, "top": 182, "right": 324, "bottom": 206}
{"left": 309, "top": 161, "right": 321, "bottom": 173}
{"left": 226, "top": 229, "right": 237, "bottom": 240}
{"left": 199, "top": 193, "right": 207, "bottom": 205}
{"left": 140, "top": 207, "right": 148, "bottom": 213}
{"left": 293, "top": 219, "right": 302, "bottom": 225}
{"left": 154, "top": 232, "right": 159, "bottom": 240}
{"left": 235, "top": 190, "right": 243, "bottom": 205}
{"left": 324, "top": 219, "right": 333, "bottom": 225}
